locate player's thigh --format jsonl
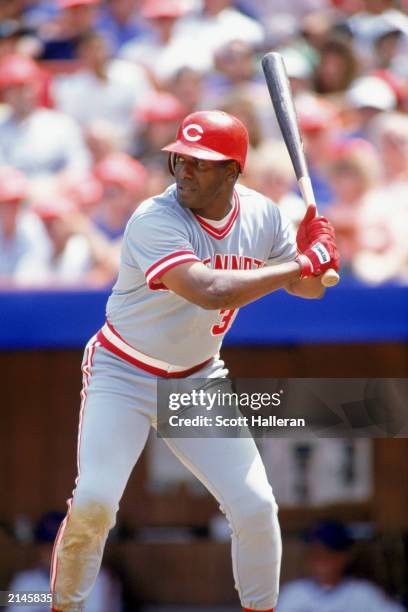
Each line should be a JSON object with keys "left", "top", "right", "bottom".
{"left": 76, "top": 348, "right": 153, "bottom": 501}
{"left": 163, "top": 435, "right": 273, "bottom": 512}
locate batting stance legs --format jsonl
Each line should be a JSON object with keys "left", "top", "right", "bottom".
{"left": 51, "top": 340, "right": 281, "bottom": 612}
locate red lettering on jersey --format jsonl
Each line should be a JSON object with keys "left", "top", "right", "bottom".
{"left": 202, "top": 257, "right": 211, "bottom": 267}
{"left": 230, "top": 255, "right": 242, "bottom": 270}
{"left": 214, "top": 253, "right": 229, "bottom": 270}
{"left": 209, "top": 254, "right": 264, "bottom": 270}
{"left": 211, "top": 308, "right": 237, "bottom": 335}
{"left": 208, "top": 253, "right": 264, "bottom": 336}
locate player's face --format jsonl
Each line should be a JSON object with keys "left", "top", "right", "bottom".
{"left": 173, "top": 154, "right": 237, "bottom": 217}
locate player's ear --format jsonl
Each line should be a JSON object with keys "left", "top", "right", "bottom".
{"left": 225, "top": 161, "right": 240, "bottom": 184}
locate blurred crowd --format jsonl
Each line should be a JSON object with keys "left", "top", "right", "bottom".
{"left": 1, "top": 0, "right": 408, "bottom": 288}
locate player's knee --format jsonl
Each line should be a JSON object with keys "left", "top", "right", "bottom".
{"left": 72, "top": 479, "right": 119, "bottom": 526}
{"left": 59, "top": 499, "right": 114, "bottom": 555}
{"left": 231, "top": 492, "right": 278, "bottom": 535}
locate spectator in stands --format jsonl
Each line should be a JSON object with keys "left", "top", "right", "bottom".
{"left": 249, "top": 140, "right": 305, "bottom": 228}
{"left": 345, "top": 1, "right": 408, "bottom": 66}
{"left": 93, "top": 152, "right": 147, "bottom": 241}
{"left": 0, "top": 54, "right": 90, "bottom": 179}
{"left": 8, "top": 512, "right": 123, "bottom": 612}
{"left": 0, "top": 166, "right": 50, "bottom": 286}
{"left": 203, "top": 40, "right": 282, "bottom": 141}
{"left": 328, "top": 139, "right": 385, "bottom": 273}
{"left": 0, "top": 0, "right": 25, "bottom": 23}
{"left": 0, "top": 20, "right": 32, "bottom": 59}
{"left": 52, "top": 31, "right": 152, "bottom": 149}
{"left": 276, "top": 520, "right": 405, "bottom": 612}
{"left": 31, "top": 195, "right": 117, "bottom": 287}
{"left": 346, "top": 74, "right": 397, "bottom": 137}
{"left": 238, "top": 0, "right": 330, "bottom": 23}
{"left": 295, "top": 94, "right": 340, "bottom": 209}
{"left": 313, "top": 36, "right": 360, "bottom": 96}
{"left": 165, "top": 66, "right": 203, "bottom": 114}
{"left": 97, "top": 0, "right": 147, "bottom": 53}
{"left": 373, "top": 25, "right": 404, "bottom": 70}
{"left": 368, "top": 111, "right": 408, "bottom": 187}
{"left": 166, "top": 0, "right": 265, "bottom": 75}
{"left": 351, "top": 113, "right": 408, "bottom": 284}
{"left": 219, "top": 92, "right": 263, "bottom": 149}
{"left": 278, "top": 47, "right": 314, "bottom": 98}
{"left": 39, "top": 0, "right": 101, "bottom": 61}
{"left": 20, "top": 2, "right": 60, "bottom": 32}
{"left": 119, "top": 0, "right": 191, "bottom": 85}
{"left": 206, "top": 40, "right": 259, "bottom": 95}
{"left": 134, "top": 91, "right": 185, "bottom": 159}
{"left": 132, "top": 92, "right": 186, "bottom": 195}
{"left": 63, "top": 173, "right": 104, "bottom": 217}
{"left": 299, "top": 10, "right": 338, "bottom": 55}
{"left": 85, "top": 119, "right": 123, "bottom": 164}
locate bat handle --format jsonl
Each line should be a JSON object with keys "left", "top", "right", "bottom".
{"left": 321, "top": 269, "right": 340, "bottom": 287}
{"left": 298, "top": 177, "right": 340, "bottom": 287}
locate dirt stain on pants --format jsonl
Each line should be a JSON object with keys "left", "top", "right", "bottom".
{"left": 53, "top": 501, "right": 113, "bottom": 612}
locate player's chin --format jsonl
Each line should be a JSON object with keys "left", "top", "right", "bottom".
{"left": 176, "top": 185, "right": 199, "bottom": 208}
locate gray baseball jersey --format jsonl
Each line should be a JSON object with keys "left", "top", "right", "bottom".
{"left": 104, "top": 183, "right": 297, "bottom": 368}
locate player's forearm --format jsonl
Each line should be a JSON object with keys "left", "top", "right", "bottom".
{"left": 202, "top": 261, "right": 302, "bottom": 309}
{"left": 285, "top": 275, "right": 325, "bottom": 298}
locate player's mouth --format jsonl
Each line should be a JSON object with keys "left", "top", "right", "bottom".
{"left": 176, "top": 182, "right": 198, "bottom": 205}
{"left": 177, "top": 182, "right": 196, "bottom": 194}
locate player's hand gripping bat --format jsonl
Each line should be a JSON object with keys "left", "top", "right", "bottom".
{"left": 261, "top": 52, "right": 340, "bottom": 287}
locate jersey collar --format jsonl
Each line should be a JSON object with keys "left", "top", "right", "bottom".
{"left": 194, "top": 189, "right": 240, "bottom": 240}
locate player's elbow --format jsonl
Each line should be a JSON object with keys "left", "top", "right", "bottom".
{"left": 200, "top": 280, "right": 236, "bottom": 310}
{"left": 198, "top": 295, "right": 226, "bottom": 310}
{"left": 181, "top": 269, "right": 237, "bottom": 310}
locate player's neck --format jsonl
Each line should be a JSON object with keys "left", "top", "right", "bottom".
{"left": 195, "top": 190, "right": 235, "bottom": 221}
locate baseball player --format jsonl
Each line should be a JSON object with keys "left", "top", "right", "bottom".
{"left": 50, "top": 110, "right": 338, "bottom": 612}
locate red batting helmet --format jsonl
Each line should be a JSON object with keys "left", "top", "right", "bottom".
{"left": 162, "top": 110, "right": 249, "bottom": 174}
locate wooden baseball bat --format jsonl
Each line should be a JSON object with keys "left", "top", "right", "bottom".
{"left": 261, "top": 51, "right": 340, "bottom": 287}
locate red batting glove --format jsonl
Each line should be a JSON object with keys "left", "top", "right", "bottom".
{"left": 296, "top": 238, "right": 339, "bottom": 279}
{"left": 296, "top": 204, "right": 336, "bottom": 251}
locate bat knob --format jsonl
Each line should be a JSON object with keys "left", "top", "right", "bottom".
{"left": 322, "top": 268, "right": 340, "bottom": 287}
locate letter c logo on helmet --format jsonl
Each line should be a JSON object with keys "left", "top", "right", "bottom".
{"left": 182, "top": 123, "right": 204, "bottom": 142}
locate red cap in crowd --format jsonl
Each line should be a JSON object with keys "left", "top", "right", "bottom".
{"left": 141, "top": 0, "right": 189, "bottom": 19}
{"left": 59, "top": 0, "right": 100, "bottom": 9}
{"left": 136, "top": 92, "right": 187, "bottom": 123}
{"left": 65, "top": 176, "right": 103, "bottom": 210}
{"left": 333, "top": 137, "right": 379, "bottom": 160}
{"left": 296, "top": 95, "right": 338, "bottom": 132}
{"left": 0, "top": 54, "right": 41, "bottom": 90}
{"left": 94, "top": 153, "right": 148, "bottom": 195}
{"left": 32, "top": 197, "right": 78, "bottom": 221}
{"left": 0, "top": 166, "right": 29, "bottom": 203}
